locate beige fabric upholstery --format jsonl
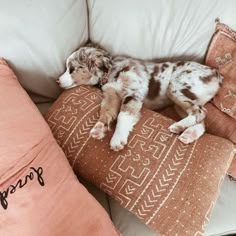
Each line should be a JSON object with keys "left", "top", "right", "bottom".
{"left": 204, "top": 177, "right": 236, "bottom": 236}
{"left": 0, "top": 0, "right": 88, "bottom": 102}
{"left": 88, "top": 0, "right": 236, "bottom": 62}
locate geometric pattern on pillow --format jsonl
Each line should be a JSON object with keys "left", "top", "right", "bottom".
{"left": 206, "top": 20, "right": 236, "bottom": 120}
{"left": 45, "top": 85, "right": 235, "bottom": 236}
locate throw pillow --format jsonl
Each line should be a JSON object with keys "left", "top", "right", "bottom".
{"left": 45, "top": 85, "right": 234, "bottom": 236}
{"left": 0, "top": 58, "right": 120, "bottom": 236}
{"left": 205, "top": 20, "right": 236, "bottom": 120}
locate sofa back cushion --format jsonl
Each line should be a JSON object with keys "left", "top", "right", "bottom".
{"left": 88, "top": 0, "right": 236, "bottom": 62}
{"left": 0, "top": 0, "right": 88, "bottom": 102}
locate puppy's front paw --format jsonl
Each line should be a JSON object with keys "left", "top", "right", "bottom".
{"left": 110, "top": 133, "right": 127, "bottom": 152}
{"left": 90, "top": 122, "right": 107, "bottom": 139}
{"left": 168, "top": 123, "right": 185, "bottom": 134}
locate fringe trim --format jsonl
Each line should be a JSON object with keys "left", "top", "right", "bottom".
{"left": 215, "top": 18, "right": 236, "bottom": 39}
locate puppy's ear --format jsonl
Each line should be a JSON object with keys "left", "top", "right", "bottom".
{"left": 88, "top": 53, "right": 112, "bottom": 73}
{"left": 79, "top": 49, "right": 87, "bottom": 62}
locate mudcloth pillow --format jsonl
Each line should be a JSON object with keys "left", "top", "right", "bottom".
{"left": 45, "top": 85, "right": 234, "bottom": 236}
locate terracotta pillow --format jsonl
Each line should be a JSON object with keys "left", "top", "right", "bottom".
{"left": 0, "top": 58, "right": 120, "bottom": 236}
{"left": 205, "top": 20, "right": 236, "bottom": 119}
{"left": 45, "top": 85, "right": 235, "bottom": 236}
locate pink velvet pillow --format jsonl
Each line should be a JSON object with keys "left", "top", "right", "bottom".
{"left": 0, "top": 58, "right": 120, "bottom": 236}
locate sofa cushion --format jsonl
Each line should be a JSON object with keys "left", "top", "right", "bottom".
{"left": 45, "top": 85, "right": 235, "bottom": 236}
{"left": 204, "top": 177, "right": 236, "bottom": 236}
{"left": 0, "top": 59, "right": 120, "bottom": 236}
{"left": 88, "top": 0, "right": 236, "bottom": 62}
{"left": 0, "top": 0, "right": 88, "bottom": 102}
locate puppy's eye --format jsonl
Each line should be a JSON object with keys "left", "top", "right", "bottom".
{"left": 69, "top": 66, "right": 75, "bottom": 74}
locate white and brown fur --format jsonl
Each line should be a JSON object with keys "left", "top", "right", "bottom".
{"left": 58, "top": 44, "right": 223, "bottom": 151}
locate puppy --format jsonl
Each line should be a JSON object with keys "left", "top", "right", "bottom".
{"left": 57, "top": 45, "right": 223, "bottom": 151}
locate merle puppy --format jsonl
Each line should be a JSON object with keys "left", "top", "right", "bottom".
{"left": 57, "top": 44, "right": 222, "bottom": 151}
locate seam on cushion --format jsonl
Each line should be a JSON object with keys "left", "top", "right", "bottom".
{"left": 86, "top": 0, "right": 91, "bottom": 42}
{"left": 209, "top": 230, "right": 236, "bottom": 236}
{"left": 106, "top": 193, "right": 113, "bottom": 220}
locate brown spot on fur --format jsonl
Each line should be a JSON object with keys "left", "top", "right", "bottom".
{"left": 176, "top": 61, "right": 186, "bottom": 67}
{"left": 121, "top": 99, "right": 142, "bottom": 115}
{"left": 185, "top": 70, "right": 191, "bottom": 74}
{"left": 152, "top": 66, "right": 159, "bottom": 76}
{"left": 114, "top": 66, "right": 130, "bottom": 79}
{"left": 200, "top": 75, "right": 214, "bottom": 84}
{"left": 181, "top": 88, "right": 197, "bottom": 100}
{"left": 99, "top": 65, "right": 109, "bottom": 73}
{"left": 183, "top": 83, "right": 191, "bottom": 89}
{"left": 184, "top": 100, "right": 194, "bottom": 106}
{"left": 114, "top": 69, "right": 123, "bottom": 79}
{"left": 161, "top": 63, "right": 169, "bottom": 72}
{"left": 123, "top": 96, "right": 134, "bottom": 105}
{"left": 69, "top": 65, "right": 75, "bottom": 74}
{"left": 191, "top": 108, "right": 206, "bottom": 122}
{"left": 147, "top": 66, "right": 161, "bottom": 99}
{"left": 123, "top": 66, "right": 130, "bottom": 72}
{"left": 172, "top": 66, "right": 176, "bottom": 72}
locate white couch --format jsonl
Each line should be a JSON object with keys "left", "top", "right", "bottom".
{"left": 1, "top": 0, "right": 236, "bottom": 235}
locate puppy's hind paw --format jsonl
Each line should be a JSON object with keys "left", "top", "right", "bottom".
{"left": 168, "top": 123, "right": 185, "bottom": 134}
{"left": 178, "top": 123, "right": 205, "bottom": 144}
{"left": 178, "top": 129, "right": 196, "bottom": 144}
{"left": 178, "top": 133, "right": 195, "bottom": 144}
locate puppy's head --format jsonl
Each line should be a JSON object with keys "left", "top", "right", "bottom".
{"left": 57, "top": 45, "right": 112, "bottom": 89}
